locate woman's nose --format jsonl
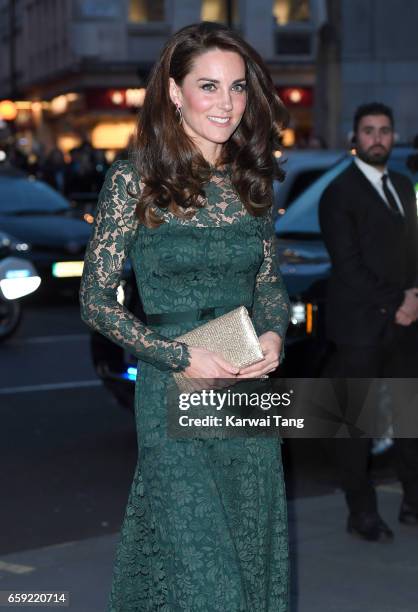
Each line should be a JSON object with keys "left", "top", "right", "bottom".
{"left": 217, "top": 89, "right": 233, "bottom": 111}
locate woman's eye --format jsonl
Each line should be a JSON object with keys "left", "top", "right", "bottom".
{"left": 200, "top": 83, "right": 247, "bottom": 92}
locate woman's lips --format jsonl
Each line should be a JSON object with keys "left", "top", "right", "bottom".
{"left": 207, "top": 116, "right": 232, "bottom": 127}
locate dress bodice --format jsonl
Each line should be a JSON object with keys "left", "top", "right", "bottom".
{"left": 133, "top": 170, "right": 265, "bottom": 317}
{"left": 79, "top": 160, "right": 290, "bottom": 373}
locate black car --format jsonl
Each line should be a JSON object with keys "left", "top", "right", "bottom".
{"left": 88, "top": 148, "right": 418, "bottom": 408}
{"left": 0, "top": 229, "right": 41, "bottom": 340}
{"left": 273, "top": 149, "right": 345, "bottom": 217}
{"left": 0, "top": 172, "right": 92, "bottom": 294}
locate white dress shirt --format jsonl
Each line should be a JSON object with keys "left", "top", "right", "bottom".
{"left": 354, "top": 156, "right": 405, "bottom": 216}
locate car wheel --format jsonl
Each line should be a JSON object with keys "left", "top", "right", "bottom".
{"left": 0, "top": 298, "right": 22, "bottom": 341}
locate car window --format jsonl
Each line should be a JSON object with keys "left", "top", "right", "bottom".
{"left": 275, "top": 150, "right": 418, "bottom": 237}
{"left": 0, "top": 177, "right": 69, "bottom": 214}
{"left": 284, "top": 169, "right": 328, "bottom": 208}
{"left": 275, "top": 158, "right": 352, "bottom": 236}
{"left": 388, "top": 150, "right": 418, "bottom": 173}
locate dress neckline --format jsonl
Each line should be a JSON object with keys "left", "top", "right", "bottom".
{"left": 208, "top": 162, "right": 231, "bottom": 176}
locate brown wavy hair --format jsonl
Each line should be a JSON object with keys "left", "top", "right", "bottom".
{"left": 130, "top": 21, "right": 288, "bottom": 227}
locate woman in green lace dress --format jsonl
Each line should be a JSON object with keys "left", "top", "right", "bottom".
{"left": 80, "top": 22, "right": 290, "bottom": 611}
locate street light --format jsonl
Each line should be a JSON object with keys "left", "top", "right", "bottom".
{"left": 0, "top": 100, "right": 18, "bottom": 121}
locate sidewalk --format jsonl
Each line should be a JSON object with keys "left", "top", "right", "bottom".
{"left": 288, "top": 483, "right": 417, "bottom": 612}
{"left": 0, "top": 485, "right": 416, "bottom": 612}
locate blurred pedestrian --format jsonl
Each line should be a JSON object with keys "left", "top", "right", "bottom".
{"left": 65, "top": 143, "right": 95, "bottom": 196}
{"left": 319, "top": 102, "right": 418, "bottom": 541}
{"left": 307, "top": 134, "right": 327, "bottom": 149}
{"left": 90, "top": 148, "right": 109, "bottom": 193}
{"left": 42, "top": 147, "right": 67, "bottom": 192}
{"left": 6, "top": 144, "right": 30, "bottom": 172}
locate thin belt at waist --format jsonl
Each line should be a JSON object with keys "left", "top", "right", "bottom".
{"left": 145, "top": 305, "right": 252, "bottom": 326}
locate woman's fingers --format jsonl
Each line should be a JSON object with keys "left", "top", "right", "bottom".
{"left": 238, "top": 363, "right": 266, "bottom": 375}
{"left": 184, "top": 348, "right": 240, "bottom": 379}
{"left": 185, "top": 346, "right": 278, "bottom": 381}
{"left": 236, "top": 370, "right": 271, "bottom": 379}
{"left": 236, "top": 358, "right": 278, "bottom": 378}
{"left": 212, "top": 354, "right": 240, "bottom": 376}
{"left": 239, "top": 353, "right": 278, "bottom": 373}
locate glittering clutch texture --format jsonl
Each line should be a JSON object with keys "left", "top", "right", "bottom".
{"left": 173, "top": 306, "right": 263, "bottom": 392}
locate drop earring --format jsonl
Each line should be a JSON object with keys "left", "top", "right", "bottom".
{"left": 175, "top": 104, "right": 183, "bottom": 125}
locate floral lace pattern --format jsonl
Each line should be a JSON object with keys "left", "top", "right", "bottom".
{"left": 79, "top": 160, "right": 290, "bottom": 611}
{"left": 79, "top": 160, "right": 191, "bottom": 372}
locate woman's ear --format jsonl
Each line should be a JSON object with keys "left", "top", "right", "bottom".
{"left": 168, "top": 77, "right": 181, "bottom": 107}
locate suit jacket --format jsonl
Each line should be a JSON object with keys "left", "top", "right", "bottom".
{"left": 319, "top": 161, "right": 418, "bottom": 346}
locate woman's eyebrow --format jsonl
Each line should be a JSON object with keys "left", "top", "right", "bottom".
{"left": 196, "top": 77, "right": 246, "bottom": 83}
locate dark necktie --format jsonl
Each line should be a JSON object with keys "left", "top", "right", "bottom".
{"left": 381, "top": 174, "right": 401, "bottom": 215}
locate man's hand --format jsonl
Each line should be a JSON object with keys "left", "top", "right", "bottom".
{"left": 395, "top": 308, "right": 415, "bottom": 326}
{"left": 395, "top": 288, "right": 418, "bottom": 326}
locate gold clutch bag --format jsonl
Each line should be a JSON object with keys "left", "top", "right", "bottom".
{"left": 173, "top": 306, "right": 264, "bottom": 392}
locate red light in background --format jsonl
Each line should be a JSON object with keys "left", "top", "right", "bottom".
{"left": 276, "top": 87, "right": 313, "bottom": 107}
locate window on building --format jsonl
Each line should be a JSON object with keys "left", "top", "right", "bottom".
{"left": 201, "top": 0, "right": 240, "bottom": 28}
{"left": 76, "top": 0, "right": 121, "bottom": 18}
{"left": 273, "top": 0, "right": 312, "bottom": 56}
{"left": 273, "top": 0, "right": 310, "bottom": 26}
{"left": 129, "top": 0, "right": 165, "bottom": 23}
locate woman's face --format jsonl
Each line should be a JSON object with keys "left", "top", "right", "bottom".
{"left": 169, "top": 48, "right": 247, "bottom": 164}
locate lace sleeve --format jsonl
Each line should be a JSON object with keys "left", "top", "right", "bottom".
{"left": 79, "top": 160, "right": 191, "bottom": 373}
{"left": 252, "top": 212, "right": 291, "bottom": 359}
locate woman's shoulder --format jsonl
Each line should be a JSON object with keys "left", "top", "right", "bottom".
{"left": 99, "top": 159, "right": 141, "bottom": 234}
{"left": 105, "top": 158, "right": 142, "bottom": 195}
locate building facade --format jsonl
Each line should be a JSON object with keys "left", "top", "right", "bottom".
{"left": 0, "top": 0, "right": 325, "bottom": 155}
{"left": 315, "top": 0, "right": 418, "bottom": 147}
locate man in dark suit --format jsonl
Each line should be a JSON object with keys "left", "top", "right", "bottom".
{"left": 319, "top": 102, "right": 418, "bottom": 541}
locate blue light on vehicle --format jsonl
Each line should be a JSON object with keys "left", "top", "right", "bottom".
{"left": 121, "top": 366, "right": 138, "bottom": 381}
{"left": 5, "top": 269, "right": 31, "bottom": 279}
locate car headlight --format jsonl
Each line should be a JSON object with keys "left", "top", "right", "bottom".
{"left": 0, "top": 231, "right": 30, "bottom": 253}
{"left": 0, "top": 257, "right": 41, "bottom": 300}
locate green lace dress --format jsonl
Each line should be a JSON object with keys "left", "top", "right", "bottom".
{"left": 79, "top": 160, "right": 290, "bottom": 611}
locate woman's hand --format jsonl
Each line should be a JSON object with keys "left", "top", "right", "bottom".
{"left": 235, "top": 331, "right": 282, "bottom": 379}
{"left": 395, "top": 307, "right": 415, "bottom": 326}
{"left": 183, "top": 346, "right": 240, "bottom": 381}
